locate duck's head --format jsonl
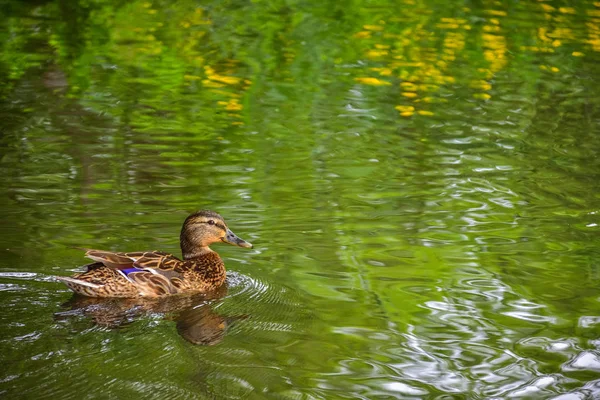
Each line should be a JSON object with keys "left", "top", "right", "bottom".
{"left": 180, "top": 210, "right": 253, "bottom": 259}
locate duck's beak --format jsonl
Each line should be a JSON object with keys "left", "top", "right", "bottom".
{"left": 222, "top": 228, "right": 253, "bottom": 248}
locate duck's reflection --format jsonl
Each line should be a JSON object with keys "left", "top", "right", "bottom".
{"left": 55, "top": 286, "right": 247, "bottom": 345}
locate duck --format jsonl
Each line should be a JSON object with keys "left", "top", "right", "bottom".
{"left": 56, "top": 210, "right": 253, "bottom": 298}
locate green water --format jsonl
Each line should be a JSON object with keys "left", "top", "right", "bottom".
{"left": 2, "top": 0, "right": 600, "bottom": 398}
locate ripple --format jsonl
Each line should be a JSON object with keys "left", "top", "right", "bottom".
{"left": 381, "top": 381, "right": 429, "bottom": 396}
{"left": 0, "top": 272, "right": 38, "bottom": 279}
{"left": 505, "top": 375, "right": 557, "bottom": 398}
{"left": 550, "top": 393, "right": 588, "bottom": 400}
{"left": 517, "top": 337, "right": 576, "bottom": 354}
{"left": 578, "top": 316, "right": 600, "bottom": 328}
{"left": 563, "top": 351, "right": 600, "bottom": 372}
{"left": 503, "top": 310, "right": 557, "bottom": 324}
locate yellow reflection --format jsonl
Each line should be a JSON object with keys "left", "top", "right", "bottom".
{"left": 354, "top": 31, "right": 372, "bottom": 39}
{"left": 400, "top": 82, "right": 418, "bottom": 91}
{"left": 470, "top": 80, "right": 492, "bottom": 91}
{"left": 370, "top": 67, "right": 393, "bottom": 76}
{"left": 218, "top": 99, "right": 243, "bottom": 111}
{"left": 559, "top": 7, "right": 576, "bottom": 14}
{"left": 367, "top": 49, "right": 389, "bottom": 58}
{"left": 363, "top": 25, "right": 384, "bottom": 31}
{"left": 540, "top": 4, "right": 555, "bottom": 12}
{"left": 395, "top": 105, "right": 415, "bottom": 113}
{"left": 355, "top": 77, "right": 392, "bottom": 86}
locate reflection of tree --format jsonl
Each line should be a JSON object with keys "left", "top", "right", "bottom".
{"left": 1, "top": 0, "right": 600, "bottom": 336}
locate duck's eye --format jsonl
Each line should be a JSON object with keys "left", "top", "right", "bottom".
{"left": 208, "top": 220, "right": 215, "bottom": 225}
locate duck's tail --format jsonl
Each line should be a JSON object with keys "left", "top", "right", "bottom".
{"left": 56, "top": 276, "right": 103, "bottom": 297}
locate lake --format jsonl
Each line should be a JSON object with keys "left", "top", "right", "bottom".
{"left": 1, "top": 0, "right": 600, "bottom": 398}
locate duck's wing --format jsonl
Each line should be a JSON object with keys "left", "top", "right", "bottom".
{"left": 83, "top": 250, "right": 189, "bottom": 296}
{"left": 84, "top": 250, "right": 182, "bottom": 271}
{"left": 84, "top": 250, "right": 144, "bottom": 268}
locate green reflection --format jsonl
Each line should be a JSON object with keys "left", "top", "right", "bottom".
{"left": 1, "top": 0, "right": 600, "bottom": 398}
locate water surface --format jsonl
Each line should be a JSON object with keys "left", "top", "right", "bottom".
{"left": 2, "top": 0, "right": 600, "bottom": 398}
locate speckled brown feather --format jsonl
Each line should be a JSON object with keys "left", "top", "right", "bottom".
{"left": 57, "top": 250, "right": 226, "bottom": 298}
{"left": 56, "top": 210, "right": 252, "bottom": 298}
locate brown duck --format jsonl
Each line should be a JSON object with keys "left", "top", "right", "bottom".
{"left": 56, "top": 210, "right": 253, "bottom": 298}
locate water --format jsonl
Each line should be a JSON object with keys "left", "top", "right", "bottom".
{"left": 1, "top": 0, "right": 600, "bottom": 398}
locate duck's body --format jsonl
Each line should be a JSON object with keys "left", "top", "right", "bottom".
{"left": 56, "top": 210, "right": 252, "bottom": 298}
